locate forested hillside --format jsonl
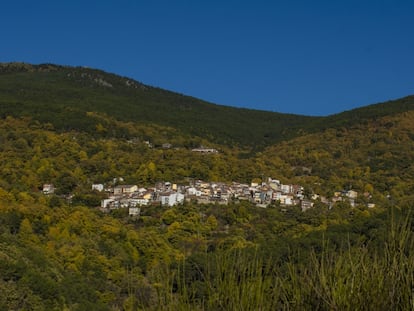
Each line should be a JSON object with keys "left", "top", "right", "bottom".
{"left": 1, "top": 62, "right": 414, "bottom": 310}
{"left": 0, "top": 62, "right": 315, "bottom": 148}
{"left": 260, "top": 110, "right": 414, "bottom": 206}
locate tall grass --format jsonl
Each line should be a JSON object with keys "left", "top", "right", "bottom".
{"left": 146, "top": 211, "right": 414, "bottom": 310}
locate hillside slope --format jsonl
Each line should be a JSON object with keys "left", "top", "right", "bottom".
{"left": 1, "top": 62, "right": 414, "bottom": 198}
{"left": 3, "top": 62, "right": 413, "bottom": 148}
{"left": 0, "top": 62, "right": 316, "bottom": 147}
{"left": 260, "top": 110, "right": 414, "bottom": 205}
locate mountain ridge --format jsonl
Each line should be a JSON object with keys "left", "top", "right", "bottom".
{"left": 0, "top": 62, "right": 316, "bottom": 147}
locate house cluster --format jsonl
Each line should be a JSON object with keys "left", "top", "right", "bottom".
{"left": 43, "top": 177, "right": 367, "bottom": 214}
{"left": 128, "top": 139, "right": 220, "bottom": 154}
{"left": 95, "top": 178, "right": 318, "bottom": 215}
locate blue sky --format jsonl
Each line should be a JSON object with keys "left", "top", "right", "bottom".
{"left": 1, "top": 1, "right": 414, "bottom": 116}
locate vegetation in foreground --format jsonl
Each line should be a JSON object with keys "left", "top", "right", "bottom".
{"left": 1, "top": 195, "right": 413, "bottom": 310}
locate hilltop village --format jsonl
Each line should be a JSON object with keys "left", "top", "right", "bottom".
{"left": 41, "top": 176, "right": 367, "bottom": 217}
{"left": 97, "top": 178, "right": 307, "bottom": 212}
{"left": 38, "top": 145, "right": 372, "bottom": 215}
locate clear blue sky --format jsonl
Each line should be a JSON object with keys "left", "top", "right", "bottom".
{"left": 1, "top": 0, "right": 414, "bottom": 116}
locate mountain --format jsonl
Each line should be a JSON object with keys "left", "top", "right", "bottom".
{"left": 2, "top": 62, "right": 414, "bottom": 149}
{"left": 0, "top": 62, "right": 316, "bottom": 148}
{"left": 1, "top": 62, "right": 414, "bottom": 195}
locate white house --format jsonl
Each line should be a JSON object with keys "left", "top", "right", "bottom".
{"left": 346, "top": 190, "right": 358, "bottom": 199}
{"left": 92, "top": 184, "right": 104, "bottom": 192}
{"left": 101, "top": 199, "right": 115, "bottom": 208}
{"left": 280, "top": 184, "right": 292, "bottom": 194}
{"left": 128, "top": 198, "right": 149, "bottom": 207}
{"left": 187, "top": 187, "right": 200, "bottom": 196}
{"left": 43, "top": 184, "right": 55, "bottom": 195}
{"left": 280, "top": 194, "right": 294, "bottom": 206}
{"left": 191, "top": 148, "right": 218, "bottom": 154}
{"left": 160, "top": 192, "right": 185, "bottom": 207}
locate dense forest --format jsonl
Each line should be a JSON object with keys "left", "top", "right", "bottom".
{"left": 0, "top": 63, "right": 414, "bottom": 310}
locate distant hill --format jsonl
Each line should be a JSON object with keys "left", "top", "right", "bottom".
{"left": 311, "top": 95, "right": 414, "bottom": 130}
{"left": 0, "top": 62, "right": 314, "bottom": 148}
